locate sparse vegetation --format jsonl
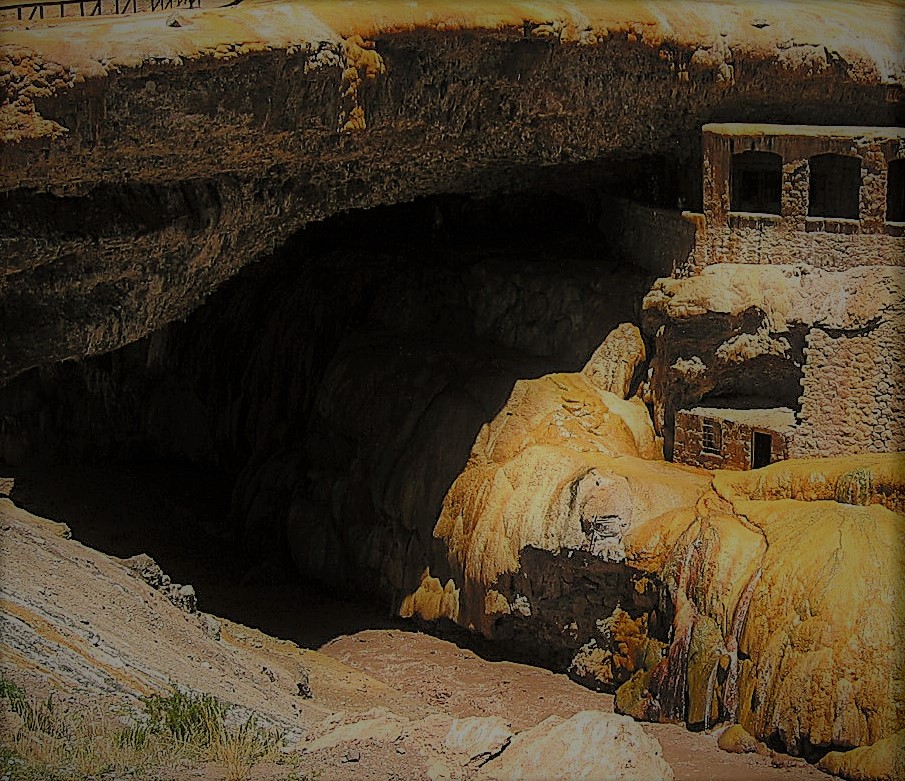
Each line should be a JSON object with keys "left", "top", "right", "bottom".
{"left": 143, "top": 686, "right": 227, "bottom": 748}
{"left": 0, "top": 673, "right": 286, "bottom": 781}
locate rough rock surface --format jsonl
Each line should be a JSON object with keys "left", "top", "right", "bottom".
{"left": 423, "top": 354, "right": 905, "bottom": 765}
{"left": 817, "top": 729, "right": 905, "bottom": 781}
{"left": 581, "top": 321, "right": 647, "bottom": 398}
{"left": 712, "top": 453, "right": 905, "bottom": 512}
{"left": 443, "top": 716, "right": 513, "bottom": 765}
{"left": 1, "top": 1, "right": 902, "bottom": 381}
{"left": 477, "top": 710, "right": 673, "bottom": 781}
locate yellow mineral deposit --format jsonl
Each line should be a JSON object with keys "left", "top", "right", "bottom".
{"left": 424, "top": 323, "right": 905, "bottom": 778}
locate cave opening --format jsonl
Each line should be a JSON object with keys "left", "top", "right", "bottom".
{"left": 1, "top": 175, "right": 670, "bottom": 662}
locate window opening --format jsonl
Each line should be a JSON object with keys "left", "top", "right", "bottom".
{"left": 730, "top": 151, "right": 782, "bottom": 214}
{"left": 701, "top": 419, "right": 722, "bottom": 455}
{"left": 887, "top": 159, "right": 905, "bottom": 222}
{"left": 808, "top": 154, "right": 861, "bottom": 219}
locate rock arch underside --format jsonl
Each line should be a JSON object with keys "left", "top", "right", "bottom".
{"left": 1, "top": 2, "right": 903, "bottom": 780}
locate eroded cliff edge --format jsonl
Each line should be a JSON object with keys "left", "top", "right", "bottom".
{"left": 1, "top": 0, "right": 903, "bottom": 381}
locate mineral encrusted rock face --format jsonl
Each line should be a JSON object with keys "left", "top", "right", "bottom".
{"left": 424, "top": 335, "right": 905, "bottom": 767}
{"left": 1, "top": 0, "right": 902, "bottom": 381}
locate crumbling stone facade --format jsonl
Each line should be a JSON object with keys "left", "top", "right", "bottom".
{"left": 673, "top": 407, "right": 794, "bottom": 470}
{"left": 678, "top": 123, "right": 905, "bottom": 275}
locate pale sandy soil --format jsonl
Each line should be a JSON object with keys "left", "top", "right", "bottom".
{"left": 1, "top": 462, "right": 835, "bottom": 781}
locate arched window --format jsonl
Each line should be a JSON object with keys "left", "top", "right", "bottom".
{"left": 730, "top": 151, "right": 782, "bottom": 214}
{"left": 808, "top": 154, "right": 861, "bottom": 219}
{"left": 887, "top": 159, "right": 905, "bottom": 222}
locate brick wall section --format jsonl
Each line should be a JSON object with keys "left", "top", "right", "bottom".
{"left": 680, "top": 124, "right": 905, "bottom": 273}
{"left": 789, "top": 321, "right": 905, "bottom": 457}
{"left": 674, "top": 410, "right": 791, "bottom": 471}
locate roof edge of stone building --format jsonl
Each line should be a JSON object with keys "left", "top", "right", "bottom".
{"left": 702, "top": 122, "right": 905, "bottom": 140}
{"left": 685, "top": 406, "right": 798, "bottom": 433}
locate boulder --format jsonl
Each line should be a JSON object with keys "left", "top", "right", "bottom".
{"left": 717, "top": 724, "right": 765, "bottom": 754}
{"left": 817, "top": 729, "right": 905, "bottom": 781}
{"left": 477, "top": 710, "right": 673, "bottom": 781}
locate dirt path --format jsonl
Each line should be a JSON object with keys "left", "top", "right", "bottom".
{"left": 321, "top": 630, "right": 825, "bottom": 781}
{"left": 8, "top": 464, "right": 829, "bottom": 781}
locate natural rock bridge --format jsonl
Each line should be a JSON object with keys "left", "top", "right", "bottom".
{"left": 0, "top": 2, "right": 903, "bottom": 780}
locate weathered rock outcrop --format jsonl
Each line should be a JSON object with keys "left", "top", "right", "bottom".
{"left": 0, "top": 494, "right": 328, "bottom": 735}
{"left": 419, "top": 341, "right": 905, "bottom": 765}
{"left": 1, "top": 1, "right": 902, "bottom": 381}
{"left": 0, "top": 494, "right": 681, "bottom": 779}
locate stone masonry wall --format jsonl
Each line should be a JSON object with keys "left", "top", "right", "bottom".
{"left": 674, "top": 410, "right": 790, "bottom": 471}
{"left": 790, "top": 321, "right": 905, "bottom": 458}
{"left": 679, "top": 127, "right": 905, "bottom": 274}
{"left": 683, "top": 215, "right": 905, "bottom": 273}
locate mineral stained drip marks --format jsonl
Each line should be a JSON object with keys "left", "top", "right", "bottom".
{"left": 338, "top": 35, "right": 386, "bottom": 132}
{"left": 723, "top": 566, "right": 762, "bottom": 719}
{"left": 702, "top": 653, "right": 721, "bottom": 731}
{"left": 656, "top": 540, "right": 699, "bottom": 722}
{"left": 656, "top": 599, "right": 694, "bottom": 722}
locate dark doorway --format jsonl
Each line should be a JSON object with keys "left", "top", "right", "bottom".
{"left": 752, "top": 432, "right": 773, "bottom": 469}
{"left": 887, "top": 158, "right": 905, "bottom": 222}
{"left": 808, "top": 154, "right": 861, "bottom": 219}
{"left": 731, "top": 151, "right": 782, "bottom": 214}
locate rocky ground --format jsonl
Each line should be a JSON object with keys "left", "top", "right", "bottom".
{"left": 1, "top": 463, "right": 832, "bottom": 780}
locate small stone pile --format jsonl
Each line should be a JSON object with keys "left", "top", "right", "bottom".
{"left": 122, "top": 553, "right": 197, "bottom": 614}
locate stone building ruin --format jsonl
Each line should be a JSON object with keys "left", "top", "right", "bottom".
{"left": 680, "top": 123, "right": 905, "bottom": 274}
{"left": 673, "top": 407, "right": 795, "bottom": 471}
{"left": 672, "top": 123, "right": 905, "bottom": 470}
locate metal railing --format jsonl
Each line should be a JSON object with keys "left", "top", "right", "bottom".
{"left": 149, "top": 0, "right": 198, "bottom": 12}
{"left": 0, "top": 0, "right": 198, "bottom": 20}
